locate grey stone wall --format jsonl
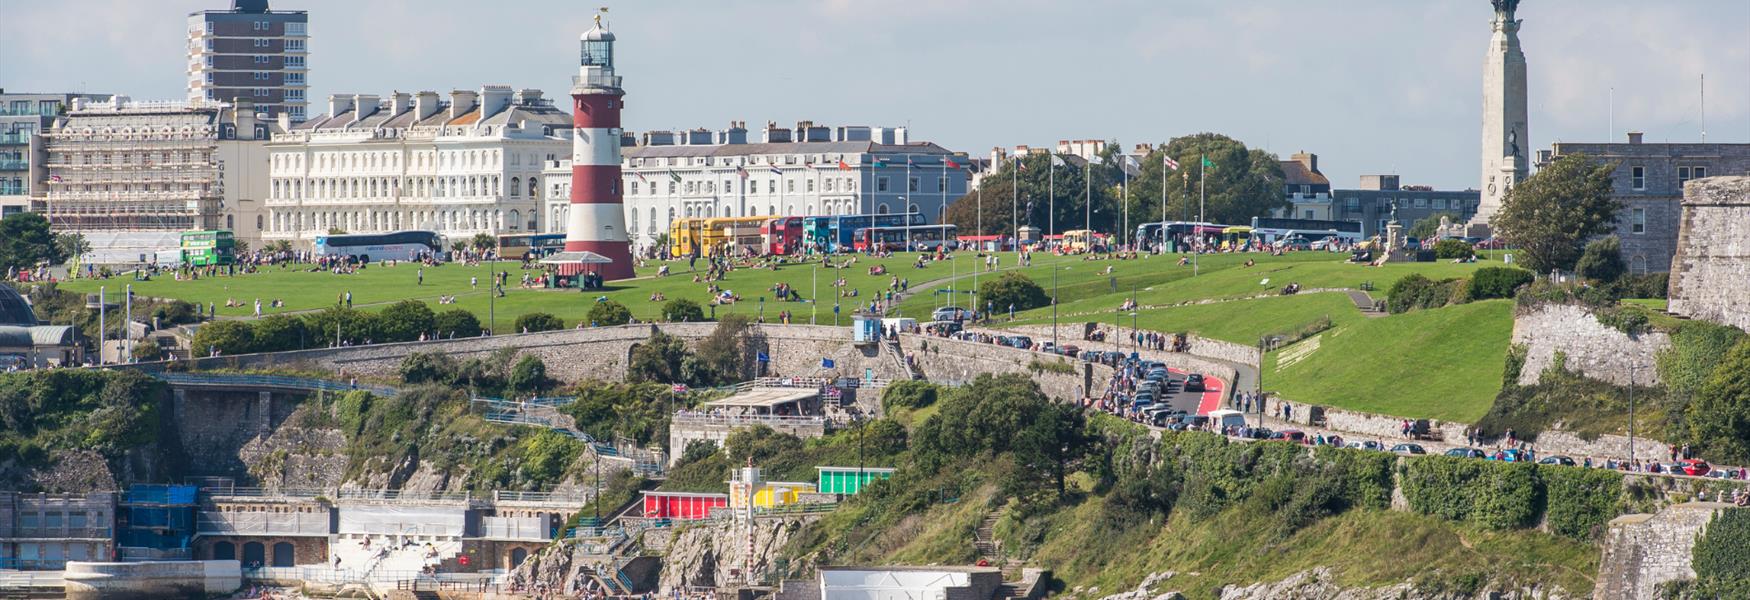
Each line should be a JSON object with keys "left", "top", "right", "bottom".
{"left": 1668, "top": 176, "right": 1750, "bottom": 332}
{"left": 1512, "top": 303, "right": 1669, "bottom": 387}
{"left": 1594, "top": 502, "right": 1732, "bottom": 600}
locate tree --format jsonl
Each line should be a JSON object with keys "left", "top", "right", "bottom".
{"left": 696, "top": 314, "right": 751, "bottom": 383}
{"left": 508, "top": 355, "right": 550, "bottom": 394}
{"left": 724, "top": 425, "right": 804, "bottom": 464}
{"left": 252, "top": 315, "right": 310, "bottom": 352}
{"left": 433, "top": 309, "right": 482, "bottom": 338}
{"left": 376, "top": 300, "right": 436, "bottom": 342}
{"left": 327, "top": 227, "right": 347, "bottom": 235}
{"left": 471, "top": 233, "right": 497, "bottom": 254}
{"left": 944, "top": 142, "right": 1127, "bottom": 237}
{"left": 914, "top": 373, "right": 1088, "bottom": 499}
{"left": 398, "top": 351, "right": 458, "bottom": 384}
{"left": 627, "top": 330, "right": 689, "bottom": 384}
{"left": 587, "top": 300, "right": 633, "bottom": 326}
{"left": 513, "top": 312, "right": 564, "bottom": 333}
{"left": 1469, "top": 266, "right": 1534, "bottom": 300}
{"left": 54, "top": 233, "right": 91, "bottom": 265}
{"left": 302, "top": 306, "right": 380, "bottom": 346}
{"left": 130, "top": 342, "right": 165, "bottom": 362}
{"left": 0, "top": 213, "right": 64, "bottom": 269}
{"left": 192, "top": 320, "right": 257, "bottom": 356}
{"left": 662, "top": 298, "right": 705, "bottom": 322}
{"left": 980, "top": 271, "right": 1050, "bottom": 314}
{"left": 1408, "top": 213, "right": 1462, "bottom": 240}
{"left": 1575, "top": 236, "right": 1626, "bottom": 284}
{"left": 1432, "top": 238, "right": 1474, "bottom": 260}
{"left": 1125, "top": 133, "right": 1288, "bottom": 227}
{"left": 1684, "top": 339, "right": 1750, "bottom": 465}
{"left": 1492, "top": 153, "right": 1621, "bottom": 274}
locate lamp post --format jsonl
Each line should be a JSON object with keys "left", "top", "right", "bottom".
{"left": 811, "top": 265, "right": 818, "bottom": 325}
{"left": 1129, "top": 310, "right": 1138, "bottom": 355}
{"left": 1051, "top": 264, "right": 1059, "bottom": 349}
{"left": 1628, "top": 364, "right": 1636, "bottom": 465}
{"left": 98, "top": 286, "right": 106, "bottom": 365}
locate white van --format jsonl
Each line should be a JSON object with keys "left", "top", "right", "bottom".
{"left": 1207, "top": 409, "right": 1246, "bottom": 432}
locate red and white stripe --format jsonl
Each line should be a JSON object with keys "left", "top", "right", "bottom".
{"left": 564, "top": 92, "right": 634, "bottom": 279}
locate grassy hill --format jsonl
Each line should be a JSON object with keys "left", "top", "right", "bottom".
{"left": 1263, "top": 300, "right": 1514, "bottom": 422}
{"left": 1013, "top": 291, "right": 1363, "bottom": 346}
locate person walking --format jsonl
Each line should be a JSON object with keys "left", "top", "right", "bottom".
{"left": 417, "top": 268, "right": 424, "bottom": 286}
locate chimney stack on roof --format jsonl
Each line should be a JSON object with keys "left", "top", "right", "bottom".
{"left": 448, "top": 89, "right": 478, "bottom": 120}
{"left": 1627, "top": 131, "right": 1644, "bottom": 145}
{"left": 389, "top": 92, "right": 411, "bottom": 116}
{"left": 480, "top": 85, "right": 513, "bottom": 119}
{"left": 351, "top": 94, "right": 379, "bottom": 122}
{"left": 328, "top": 94, "right": 354, "bottom": 119}
{"left": 414, "top": 91, "right": 441, "bottom": 121}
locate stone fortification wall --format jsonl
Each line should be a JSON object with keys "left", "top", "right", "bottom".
{"left": 1285, "top": 403, "right": 1648, "bottom": 460}
{"left": 152, "top": 324, "right": 909, "bottom": 385}
{"left": 1668, "top": 176, "right": 1750, "bottom": 332}
{"left": 1594, "top": 502, "right": 1734, "bottom": 600}
{"left": 1511, "top": 303, "right": 1669, "bottom": 387}
{"left": 899, "top": 334, "right": 1112, "bottom": 401}
{"left": 994, "top": 323, "right": 1261, "bottom": 367}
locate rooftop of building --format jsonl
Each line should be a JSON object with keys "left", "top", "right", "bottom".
{"left": 286, "top": 88, "right": 571, "bottom": 135}
{"left": 0, "top": 285, "right": 38, "bottom": 326}
{"left": 625, "top": 140, "right": 957, "bottom": 160}
{"left": 190, "top": 0, "right": 306, "bottom": 17}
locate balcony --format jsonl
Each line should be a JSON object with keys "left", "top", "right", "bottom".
{"left": 0, "top": 133, "right": 32, "bottom": 144}
{"left": 0, "top": 107, "right": 55, "bottom": 117}
{"left": 0, "top": 186, "right": 25, "bottom": 195}
{"left": 0, "top": 160, "right": 30, "bottom": 170}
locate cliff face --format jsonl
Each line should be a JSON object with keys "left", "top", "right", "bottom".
{"left": 659, "top": 517, "right": 812, "bottom": 592}
{"left": 1080, "top": 568, "right": 1577, "bottom": 600}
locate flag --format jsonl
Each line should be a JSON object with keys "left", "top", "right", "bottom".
{"left": 944, "top": 158, "right": 961, "bottom": 169}
{"left": 1088, "top": 155, "right": 1104, "bottom": 165}
{"left": 1015, "top": 157, "right": 1027, "bottom": 171}
{"left": 837, "top": 160, "right": 851, "bottom": 170}
{"left": 635, "top": 171, "right": 648, "bottom": 182}
{"left": 769, "top": 165, "right": 782, "bottom": 176}
{"left": 736, "top": 166, "right": 749, "bottom": 179}
{"left": 805, "top": 160, "right": 817, "bottom": 170}
{"left": 821, "top": 358, "right": 835, "bottom": 368}
{"left": 50, "top": 175, "right": 63, "bottom": 183}
{"left": 1050, "top": 154, "right": 1066, "bottom": 167}
{"left": 872, "top": 158, "right": 888, "bottom": 168}
{"left": 1163, "top": 155, "right": 1180, "bottom": 170}
{"left": 1201, "top": 155, "right": 1217, "bottom": 171}
{"left": 668, "top": 170, "right": 682, "bottom": 183}
{"left": 671, "top": 383, "right": 688, "bottom": 393}
{"left": 906, "top": 156, "right": 916, "bottom": 167}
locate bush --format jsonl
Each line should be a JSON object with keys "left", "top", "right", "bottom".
{"left": 398, "top": 352, "right": 458, "bottom": 385}
{"left": 192, "top": 320, "right": 256, "bottom": 355}
{"left": 1612, "top": 272, "right": 1670, "bottom": 299}
{"left": 1432, "top": 239, "right": 1474, "bottom": 259}
{"left": 1657, "top": 321, "right": 1747, "bottom": 396}
{"left": 1576, "top": 235, "right": 1626, "bottom": 284}
{"left": 252, "top": 315, "right": 310, "bottom": 352}
{"left": 507, "top": 355, "right": 549, "bottom": 394}
{"left": 1386, "top": 273, "right": 1465, "bottom": 313}
{"left": 627, "top": 330, "right": 689, "bottom": 385}
{"left": 881, "top": 381, "right": 941, "bottom": 412}
{"left": 150, "top": 301, "right": 199, "bottom": 326}
{"left": 303, "top": 306, "right": 380, "bottom": 346}
{"left": 1684, "top": 339, "right": 1750, "bottom": 465}
{"left": 1402, "top": 456, "right": 1541, "bottom": 530}
{"left": 1691, "top": 508, "right": 1750, "bottom": 589}
{"left": 130, "top": 342, "right": 165, "bottom": 362}
{"left": 980, "top": 271, "right": 1050, "bottom": 313}
{"left": 1594, "top": 306, "right": 1650, "bottom": 336}
{"left": 433, "top": 309, "right": 482, "bottom": 338}
{"left": 587, "top": 300, "right": 632, "bottom": 326}
{"left": 513, "top": 312, "right": 564, "bottom": 333}
{"left": 663, "top": 298, "right": 705, "bottom": 322}
{"left": 1542, "top": 467, "right": 1623, "bottom": 540}
{"left": 1469, "top": 266, "right": 1534, "bottom": 300}
{"left": 377, "top": 300, "right": 436, "bottom": 342}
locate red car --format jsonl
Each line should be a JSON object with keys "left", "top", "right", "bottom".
{"left": 1474, "top": 237, "right": 1510, "bottom": 250}
{"left": 1679, "top": 459, "right": 1711, "bottom": 476}
{"left": 1270, "top": 430, "right": 1311, "bottom": 445}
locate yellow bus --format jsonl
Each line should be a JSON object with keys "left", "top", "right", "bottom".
{"left": 1061, "top": 229, "right": 1103, "bottom": 253}
{"left": 1219, "top": 226, "right": 1254, "bottom": 251}
{"left": 701, "top": 216, "right": 772, "bottom": 257}
{"left": 669, "top": 218, "right": 707, "bottom": 257}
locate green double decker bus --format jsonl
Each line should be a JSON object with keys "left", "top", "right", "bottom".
{"left": 180, "top": 230, "right": 236, "bottom": 266}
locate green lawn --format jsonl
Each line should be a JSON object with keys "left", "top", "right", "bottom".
{"left": 1012, "top": 291, "right": 1364, "bottom": 346}
{"left": 1263, "top": 299, "right": 1515, "bottom": 422}
{"left": 59, "top": 252, "right": 1085, "bottom": 328}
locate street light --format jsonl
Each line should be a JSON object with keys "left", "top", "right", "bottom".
{"left": 1051, "top": 264, "right": 1060, "bottom": 349}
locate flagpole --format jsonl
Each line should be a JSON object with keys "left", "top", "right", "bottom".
{"left": 1122, "top": 157, "right": 1129, "bottom": 251}
{"left": 1160, "top": 152, "right": 1167, "bottom": 255}
{"left": 905, "top": 153, "right": 913, "bottom": 251}
{"left": 1195, "top": 153, "right": 1205, "bottom": 277}
{"left": 1048, "top": 154, "right": 1055, "bottom": 250}
{"left": 1011, "top": 155, "right": 1018, "bottom": 252}
{"left": 1084, "top": 155, "right": 1091, "bottom": 234}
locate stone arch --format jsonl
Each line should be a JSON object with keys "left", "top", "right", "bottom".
{"left": 212, "top": 541, "right": 236, "bottom": 561}
{"left": 1630, "top": 254, "right": 1648, "bottom": 275}
{"left": 271, "top": 542, "right": 295, "bottom": 567}
{"left": 510, "top": 547, "right": 529, "bottom": 568}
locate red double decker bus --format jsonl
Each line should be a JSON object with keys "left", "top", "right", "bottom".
{"left": 761, "top": 216, "right": 807, "bottom": 255}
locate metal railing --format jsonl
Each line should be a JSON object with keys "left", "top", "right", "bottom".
{"left": 671, "top": 412, "right": 828, "bottom": 429}
{"left": 333, "top": 488, "right": 472, "bottom": 503}
{"left": 0, "top": 160, "right": 28, "bottom": 170}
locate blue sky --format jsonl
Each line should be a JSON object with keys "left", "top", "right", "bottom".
{"left": 3, "top": 0, "right": 1746, "bottom": 190}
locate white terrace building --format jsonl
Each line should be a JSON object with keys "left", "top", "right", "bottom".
{"left": 265, "top": 86, "right": 572, "bottom": 247}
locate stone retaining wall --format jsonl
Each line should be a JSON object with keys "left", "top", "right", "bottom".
{"left": 899, "top": 334, "right": 1110, "bottom": 401}
{"left": 993, "top": 323, "right": 1260, "bottom": 367}
{"left": 1669, "top": 176, "right": 1750, "bottom": 332}
{"left": 1282, "top": 403, "right": 1654, "bottom": 459}
{"left": 1594, "top": 502, "right": 1732, "bottom": 600}
{"left": 1512, "top": 303, "right": 1669, "bottom": 387}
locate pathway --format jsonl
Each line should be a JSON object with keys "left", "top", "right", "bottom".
{"left": 1345, "top": 290, "right": 1385, "bottom": 318}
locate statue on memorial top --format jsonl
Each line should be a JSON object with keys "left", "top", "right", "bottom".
{"left": 1492, "top": 0, "right": 1520, "bottom": 15}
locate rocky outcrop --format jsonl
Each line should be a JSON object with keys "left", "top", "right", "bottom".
{"left": 1512, "top": 303, "right": 1669, "bottom": 387}
{"left": 238, "top": 404, "right": 348, "bottom": 490}
{"left": 1216, "top": 568, "right": 1574, "bottom": 600}
{"left": 660, "top": 517, "right": 814, "bottom": 592}
{"left": 31, "top": 450, "right": 119, "bottom": 493}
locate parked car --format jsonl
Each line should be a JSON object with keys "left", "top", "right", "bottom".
{"left": 1493, "top": 448, "right": 1529, "bottom": 462}
{"left": 1679, "top": 458, "right": 1711, "bottom": 476}
{"left": 1347, "top": 440, "right": 1387, "bottom": 452}
{"left": 1004, "top": 335, "right": 1033, "bottom": 349}
{"left": 1475, "top": 237, "right": 1510, "bottom": 250}
{"left": 932, "top": 306, "right": 974, "bottom": 322}
{"left": 1537, "top": 456, "right": 1577, "bottom": 466}
{"left": 1244, "top": 427, "right": 1274, "bottom": 439}
{"left": 1271, "top": 430, "right": 1311, "bottom": 445}
{"left": 1444, "top": 448, "right": 1488, "bottom": 459}
{"left": 1391, "top": 443, "right": 1427, "bottom": 455}
{"left": 1404, "top": 237, "right": 1423, "bottom": 250}
{"left": 1184, "top": 374, "right": 1205, "bottom": 392}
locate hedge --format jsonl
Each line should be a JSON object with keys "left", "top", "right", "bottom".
{"left": 1542, "top": 466, "right": 1623, "bottom": 540}
{"left": 1402, "top": 455, "right": 1542, "bottom": 530}
{"left": 1692, "top": 508, "right": 1750, "bottom": 589}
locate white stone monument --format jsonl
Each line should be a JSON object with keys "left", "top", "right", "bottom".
{"left": 1471, "top": 0, "right": 1530, "bottom": 235}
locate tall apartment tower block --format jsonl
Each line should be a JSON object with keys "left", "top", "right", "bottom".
{"left": 187, "top": 0, "right": 309, "bottom": 122}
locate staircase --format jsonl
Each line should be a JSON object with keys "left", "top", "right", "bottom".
{"left": 887, "top": 338, "right": 924, "bottom": 380}
{"left": 992, "top": 583, "right": 1023, "bottom": 600}
{"left": 973, "top": 512, "right": 1001, "bottom": 564}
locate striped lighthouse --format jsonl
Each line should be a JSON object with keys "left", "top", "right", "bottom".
{"left": 564, "top": 15, "right": 635, "bottom": 280}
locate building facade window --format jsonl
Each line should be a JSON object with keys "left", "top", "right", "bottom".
{"left": 1631, "top": 207, "right": 1646, "bottom": 234}
{"left": 1630, "top": 166, "right": 1645, "bottom": 190}
{"left": 908, "top": 177, "right": 919, "bottom": 192}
